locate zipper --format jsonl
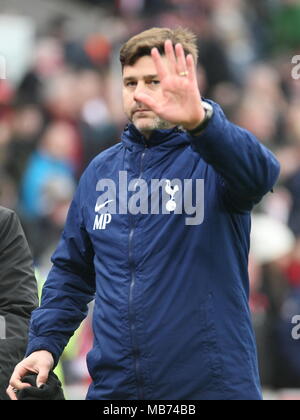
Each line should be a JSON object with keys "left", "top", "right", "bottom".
{"left": 128, "top": 144, "right": 148, "bottom": 400}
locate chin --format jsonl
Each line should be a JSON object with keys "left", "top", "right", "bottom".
{"left": 133, "top": 118, "right": 155, "bottom": 132}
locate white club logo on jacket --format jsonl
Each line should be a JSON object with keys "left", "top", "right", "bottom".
{"left": 165, "top": 180, "right": 179, "bottom": 212}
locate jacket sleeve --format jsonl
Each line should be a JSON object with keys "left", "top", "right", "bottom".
{"left": 0, "top": 208, "right": 38, "bottom": 335}
{"left": 189, "top": 100, "right": 281, "bottom": 212}
{"left": 0, "top": 207, "right": 38, "bottom": 399}
{"left": 26, "top": 172, "right": 96, "bottom": 366}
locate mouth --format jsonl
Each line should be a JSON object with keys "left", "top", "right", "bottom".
{"left": 133, "top": 109, "right": 151, "bottom": 115}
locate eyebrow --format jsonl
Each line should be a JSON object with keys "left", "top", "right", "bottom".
{"left": 123, "top": 74, "right": 159, "bottom": 82}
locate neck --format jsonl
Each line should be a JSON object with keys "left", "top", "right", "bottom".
{"left": 138, "top": 129, "right": 153, "bottom": 140}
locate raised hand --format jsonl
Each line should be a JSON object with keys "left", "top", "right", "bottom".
{"left": 134, "top": 40, "right": 205, "bottom": 131}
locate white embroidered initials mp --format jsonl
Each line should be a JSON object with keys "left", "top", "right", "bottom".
{"left": 93, "top": 213, "right": 112, "bottom": 230}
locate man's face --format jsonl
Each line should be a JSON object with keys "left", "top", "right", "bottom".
{"left": 122, "top": 55, "right": 174, "bottom": 136}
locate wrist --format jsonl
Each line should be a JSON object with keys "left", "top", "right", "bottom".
{"left": 183, "top": 107, "right": 206, "bottom": 131}
{"left": 186, "top": 101, "right": 214, "bottom": 135}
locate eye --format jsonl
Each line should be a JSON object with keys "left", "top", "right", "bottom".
{"left": 148, "top": 80, "right": 160, "bottom": 85}
{"left": 125, "top": 81, "right": 137, "bottom": 87}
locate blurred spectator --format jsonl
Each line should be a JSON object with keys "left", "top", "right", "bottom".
{"left": 0, "top": 14, "right": 35, "bottom": 85}
{"left": 234, "top": 96, "right": 278, "bottom": 145}
{"left": 32, "top": 175, "right": 76, "bottom": 264}
{"left": 250, "top": 214, "right": 296, "bottom": 387}
{"left": 76, "top": 70, "right": 119, "bottom": 166}
{"left": 5, "top": 104, "right": 45, "bottom": 190}
{"left": 285, "top": 168, "right": 300, "bottom": 237}
{"left": 271, "top": 0, "right": 300, "bottom": 53}
{"left": 17, "top": 38, "right": 65, "bottom": 105}
{"left": 20, "top": 121, "right": 76, "bottom": 220}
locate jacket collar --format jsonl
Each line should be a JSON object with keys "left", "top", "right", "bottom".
{"left": 121, "top": 123, "right": 190, "bottom": 150}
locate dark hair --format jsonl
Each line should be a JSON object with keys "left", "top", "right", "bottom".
{"left": 120, "top": 27, "right": 198, "bottom": 69}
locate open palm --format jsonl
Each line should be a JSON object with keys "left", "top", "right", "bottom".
{"left": 134, "top": 40, "right": 205, "bottom": 130}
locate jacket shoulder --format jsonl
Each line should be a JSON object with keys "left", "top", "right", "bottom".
{"left": 0, "top": 207, "right": 24, "bottom": 251}
{"left": 90, "top": 142, "right": 123, "bottom": 169}
{"left": 0, "top": 206, "right": 18, "bottom": 234}
{"left": 74, "top": 142, "right": 123, "bottom": 198}
{"left": 0, "top": 206, "right": 15, "bottom": 221}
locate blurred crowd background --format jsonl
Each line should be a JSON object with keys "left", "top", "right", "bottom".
{"left": 0, "top": 0, "right": 300, "bottom": 400}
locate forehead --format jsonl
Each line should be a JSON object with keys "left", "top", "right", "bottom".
{"left": 123, "top": 55, "right": 166, "bottom": 78}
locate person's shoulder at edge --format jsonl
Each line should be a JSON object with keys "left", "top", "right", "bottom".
{"left": 0, "top": 206, "right": 15, "bottom": 219}
{"left": 0, "top": 207, "right": 28, "bottom": 261}
{"left": 0, "top": 206, "right": 19, "bottom": 235}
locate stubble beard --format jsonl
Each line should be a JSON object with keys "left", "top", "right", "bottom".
{"left": 132, "top": 115, "right": 174, "bottom": 138}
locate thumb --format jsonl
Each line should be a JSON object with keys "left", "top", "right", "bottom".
{"left": 37, "top": 367, "right": 50, "bottom": 388}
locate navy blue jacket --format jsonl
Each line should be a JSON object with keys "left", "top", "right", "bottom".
{"left": 27, "top": 101, "right": 280, "bottom": 400}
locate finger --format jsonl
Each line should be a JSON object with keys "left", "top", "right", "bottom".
{"left": 9, "top": 365, "right": 34, "bottom": 389}
{"left": 151, "top": 47, "right": 168, "bottom": 79}
{"left": 134, "top": 92, "right": 159, "bottom": 113}
{"left": 175, "top": 43, "right": 188, "bottom": 75}
{"left": 6, "top": 386, "right": 18, "bottom": 401}
{"left": 6, "top": 381, "right": 31, "bottom": 400}
{"left": 37, "top": 367, "right": 50, "bottom": 388}
{"left": 186, "top": 54, "right": 198, "bottom": 85}
{"left": 164, "top": 39, "right": 177, "bottom": 74}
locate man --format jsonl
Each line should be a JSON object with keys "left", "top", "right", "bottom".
{"left": 8, "top": 28, "right": 280, "bottom": 400}
{"left": 0, "top": 206, "right": 38, "bottom": 400}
